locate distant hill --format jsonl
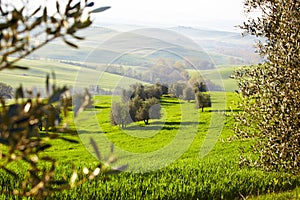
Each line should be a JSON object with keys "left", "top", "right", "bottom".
{"left": 29, "top": 25, "right": 260, "bottom": 68}
{"left": 170, "top": 26, "right": 239, "bottom": 39}
{"left": 14, "top": 25, "right": 256, "bottom": 92}
{"left": 169, "top": 26, "right": 261, "bottom": 65}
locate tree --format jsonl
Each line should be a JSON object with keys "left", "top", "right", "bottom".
{"left": 182, "top": 86, "right": 195, "bottom": 102}
{"left": 136, "top": 101, "right": 151, "bottom": 125}
{"left": 0, "top": 82, "right": 13, "bottom": 98}
{"left": 195, "top": 92, "right": 211, "bottom": 112}
{"left": 160, "top": 83, "right": 169, "bottom": 95}
{"left": 188, "top": 72, "right": 222, "bottom": 92}
{"left": 149, "top": 100, "right": 161, "bottom": 120}
{"left": 170, "top": 82, "right": 186, "bottom": 98}
{"left": 128, "top": 96, "right": 142, "bottom": 122}
{"left": 235, "top": 0, "right": 300, "bottom": 172}
{"left": 193, "top": 81, "right": 207, "bottom": 93}
{"left": 145, "top": 83, "right": 163, "bottom": 99}
{"left": 111, "top": 102, "right": 130, "bottom": 129}
{"left": 136, "top": 98, "right": 161, "bottom": 125}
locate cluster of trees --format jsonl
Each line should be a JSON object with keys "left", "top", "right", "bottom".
{"left": 170, "top": 81, "right": 206, "bottom": 98}
{"left": 146, "top": 59, "right": 189, "bottom": 84}
{"left": 89, "top": 85, "right": 113, "bottom": 95}
{"left": 184, "top": 57, "right": 215, "bottom": 70}
{"left": 105, "top": 59, "right": 189, "bottom": 84}
{"left": 111, "top": 83, "right": 165, "bottom": 128}
{"left": 170, "top": 81, "right": 211, "bottom": 112}
{"left": 111, "top": 80, "right": 212, "bottom": 128}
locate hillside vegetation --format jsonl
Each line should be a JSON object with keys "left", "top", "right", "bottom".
{"left": 0, "top": 59, "right": 239, "bottom": 95}
{"left": 1, "top": 93, "right": 298, "bottom": 199}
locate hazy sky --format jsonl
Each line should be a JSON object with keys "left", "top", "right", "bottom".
{"left": 93, "top": 0, "right": 246, "bottom": 31}
{"left": 7, "top": 0, "right": 246, "bottom": 31}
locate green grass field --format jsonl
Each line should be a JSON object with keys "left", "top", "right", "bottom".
{"left": 0, "top": 93, "right": 299, "bottom": 199}
{"left": 0, "top": 59, "right": 148, "bottom": 91}
{"left": 0, "top": 58, "right": 240, "bottom": 96}
{"left": 188, "top": 66, "right": 240, "bottom": 92}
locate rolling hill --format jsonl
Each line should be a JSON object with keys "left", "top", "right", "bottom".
{"left": 28, "top": 25, "right": 260, "bottom": 67}
{"left": 2, "top": 25, "right": 251, "bottom": 94}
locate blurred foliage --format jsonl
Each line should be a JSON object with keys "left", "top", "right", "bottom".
{"left": 235, "top": 0, "right": 300, "bottom": 173}
{"left": 0, "top": 75, "right": 126, "bottom": 197}
{"left": 0, "top": 82, "right": 13, "bottom": 99}
{"left": 0, "top": 0, "right": 127, "bottom": 198}
{"left": 0, "top": 0, "right": 110, "bottom": 70}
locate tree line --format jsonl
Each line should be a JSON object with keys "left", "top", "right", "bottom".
{"left": 169, "top": 81, "right": 211, "bottom": 112}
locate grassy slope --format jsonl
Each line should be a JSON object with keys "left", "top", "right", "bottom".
{"left": 0, "top": 59, "right": 148, "bottom": 90}
{"left": 188, "top": 66, "right": 240, "bottom": 92}
{"left": 1, "top": 93, "right": 298, "bottom": 199}
{"left": 0, "top": 58, "right": 298, "bottom": 198}
{"left": 50, "top": 93, "right": 300, "bottom": 199}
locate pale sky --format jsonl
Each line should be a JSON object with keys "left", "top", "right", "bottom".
{"left": 6, "top": 0, "right": 246, "bottom": 31}
{"left": 92, "top": 0, "right": 246, "bottom": 31}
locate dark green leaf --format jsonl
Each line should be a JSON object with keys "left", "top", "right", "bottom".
{"left": 41, "top": 156, "right": 55, "bottom": 162}
{"left": 37, "top": 144, "right": 52, "bottom": 152}
{"left": 49, "top": 180, "right": 68, "bottom": 185}
{"left": 72, "top": 35, "right": 85, "bottom": 40}
{"left": 77, "top": 18, "right": 92, "bottom": 29}
{"left": 28, "top": 17, "right": 42, "bottom": 30}
{"left": 106, "top": 164, "right": 128, "bottom": 174}
{"left": 63, "top": 39, "right": 78, "bottom": 48}
{"left": 48, "top": 86, "right": 68, "bottom": 103}
{"left": 56, "top": 1, "right": 60, "bottom": 12}
{"left": 8, "top": 104, "right": 22, "bottom": 118}
{"left": 69, "top": 2, "right": 81, "bottom": 11}
{"left": 0, "top": 23, "right": 10, "bottom": 30}
{"left": 29, "top": 169, "right": 41, "bottom": 181}
{"left": 15, "top": 116, "right": 30, "bottom": 124}
{"left": 46, "top": 74, "right": 50, "bottom": 95}
{"left": 52, "top": 70, "right": 56, "bottom": 91}
{"left": 86, "top": 2, "right": 94, "bottom": 7}
{"left": 29, "top": 6, "right": 41, "bottom": 17}
{"left": 90, "top": 138, "right": 101, "bottom": 160}
{"left": 42, "top": 7, "right": 47, "bottom": 22}
{"left": 90, "top": 6, "right": 111, "bottom": 13}
{"left": 60, "top": 137, "right": 79, "bottom": 144}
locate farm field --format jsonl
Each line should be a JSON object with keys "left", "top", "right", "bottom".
{"left": 0, "top": 93, "right": 299, "bottom": 199}
{"left": 0, "top": 58, "right": 239, "bottom": 93}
